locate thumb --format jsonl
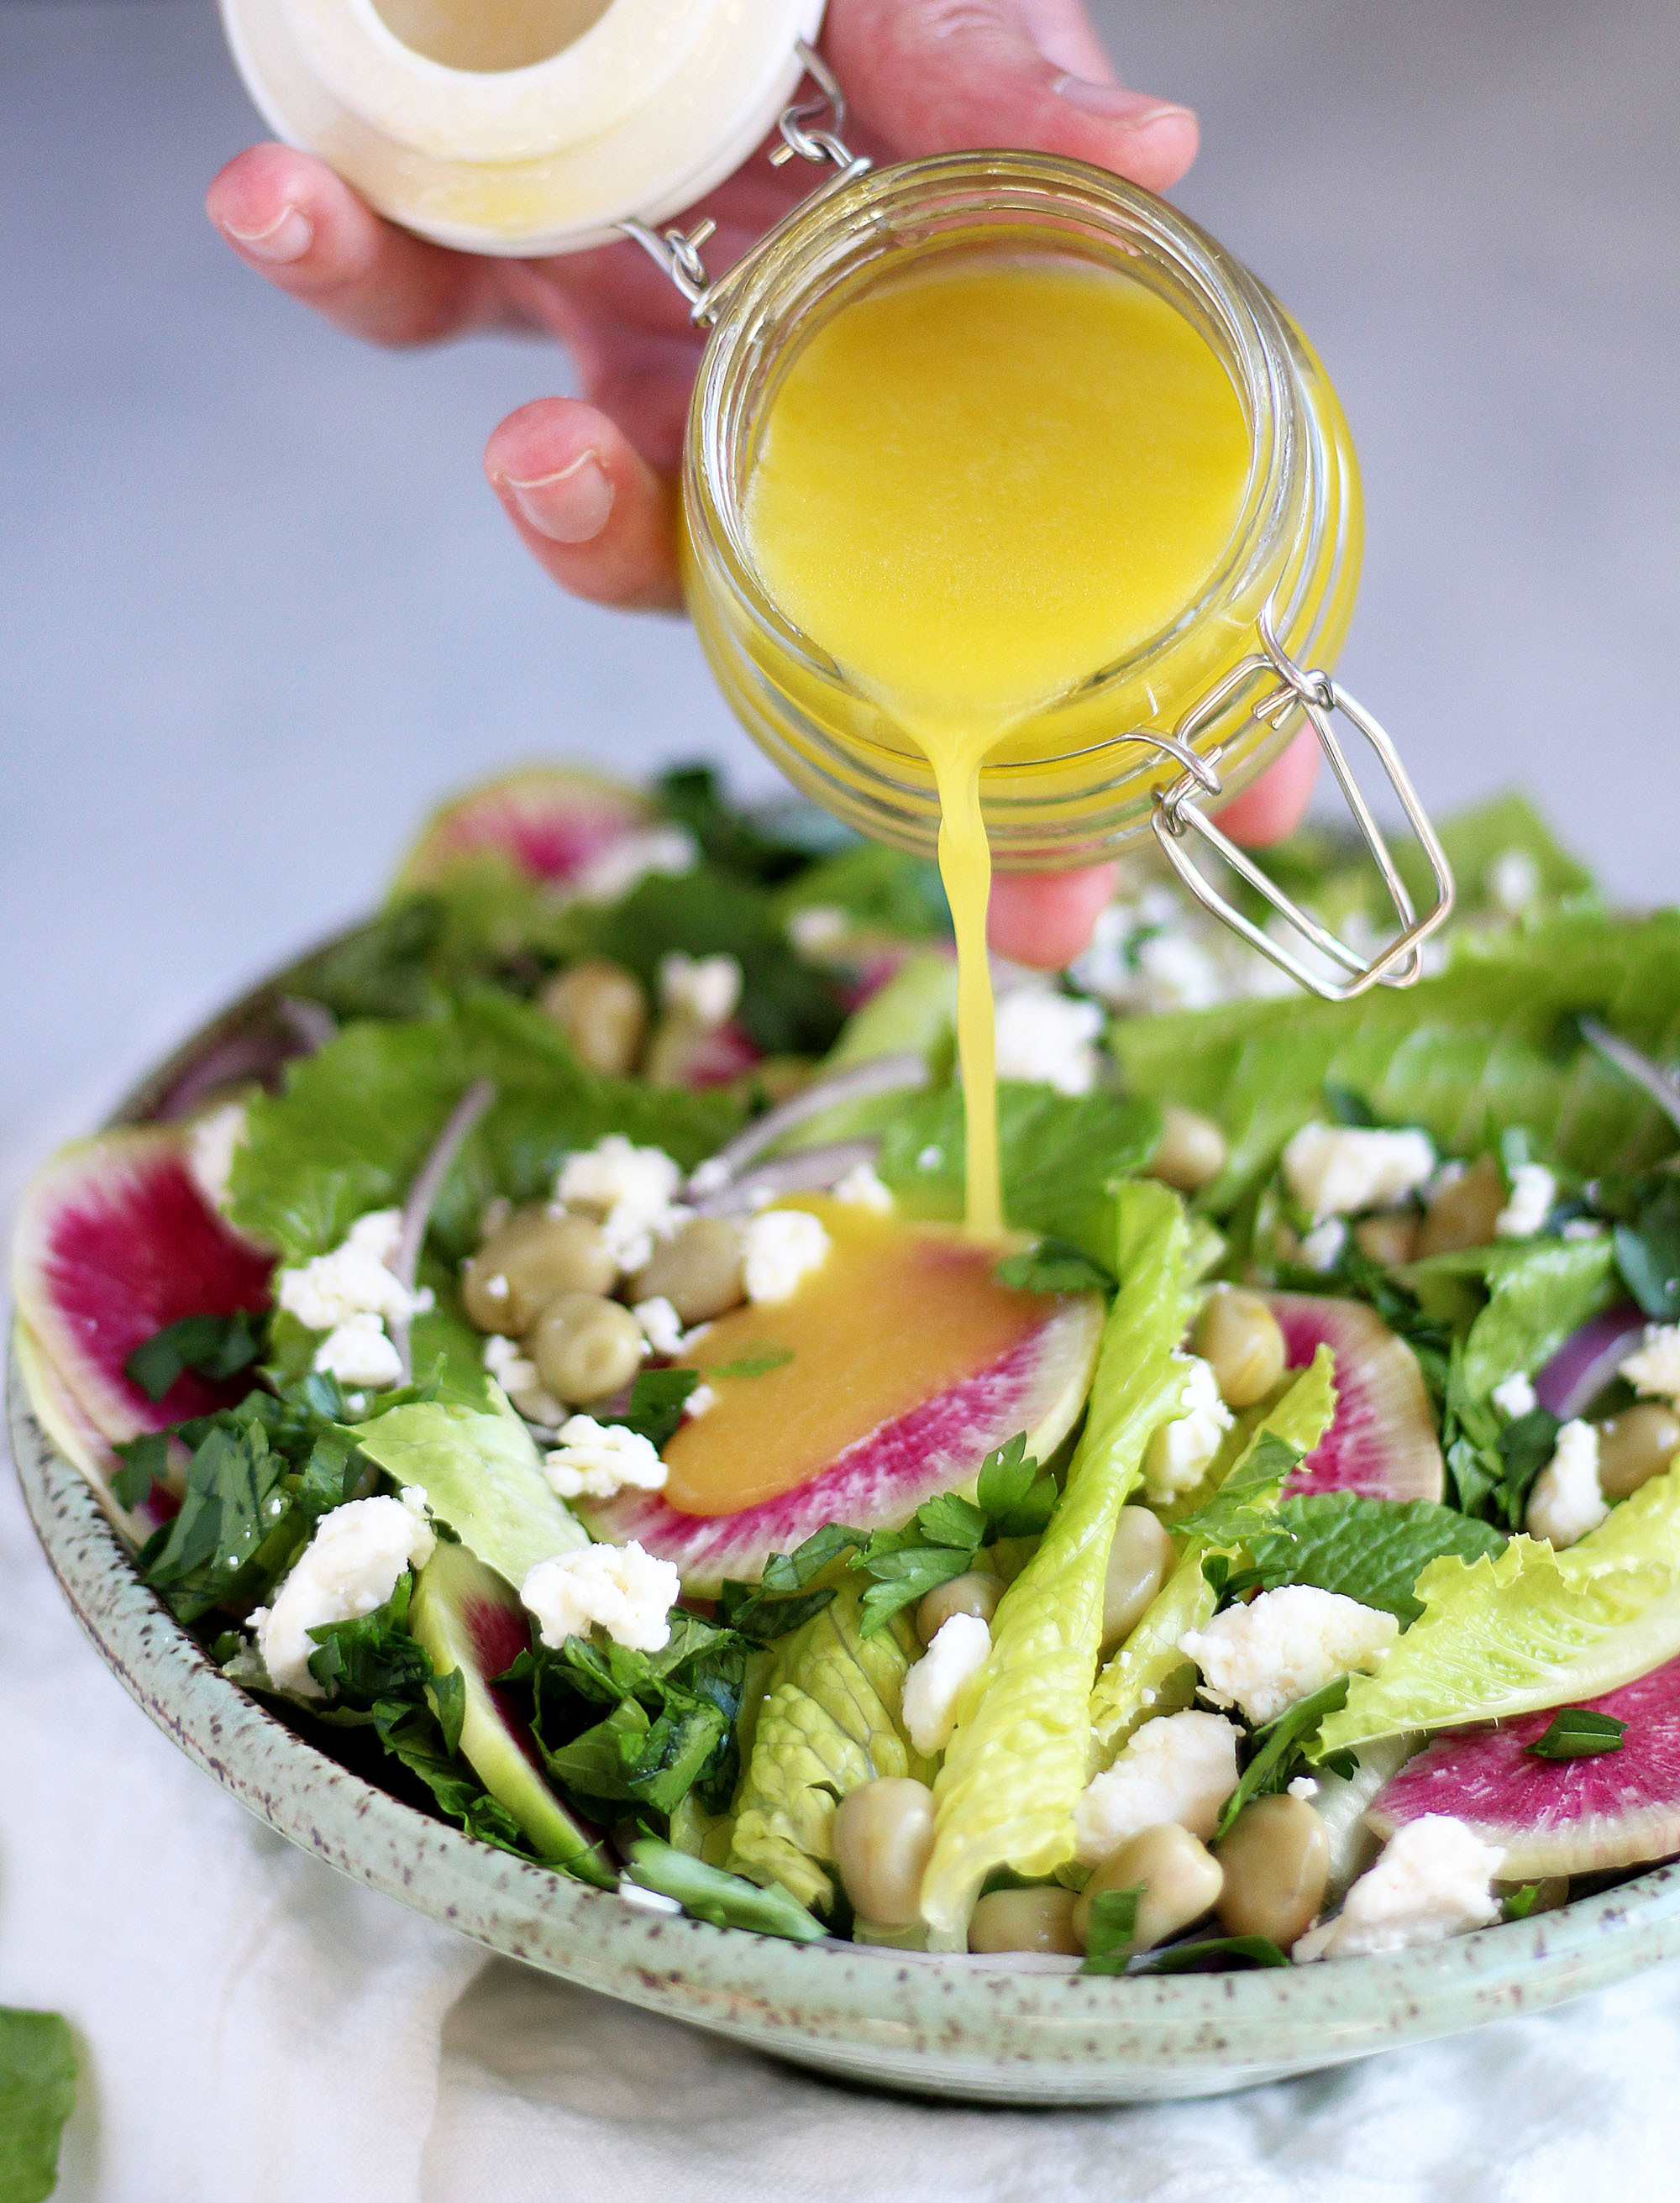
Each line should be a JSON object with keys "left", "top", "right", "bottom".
{"left": 827, "top": 0, "right": 1199, "bottom": 195}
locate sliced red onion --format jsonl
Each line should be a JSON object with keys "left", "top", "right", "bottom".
{"left": 1533, "top": 1303, "right": 1646, "bottom": 1420}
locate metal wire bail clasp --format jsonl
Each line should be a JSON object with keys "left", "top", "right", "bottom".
{"left": 620, "top": 41, "right": 869, "bottom": 325}
{"left": 1147, "top": 601, "right": 1456, "bottom": 1000}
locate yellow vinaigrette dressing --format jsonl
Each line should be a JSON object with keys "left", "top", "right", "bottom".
{"left": 743, "top": 260, "right": 1251, "bottom": 1228}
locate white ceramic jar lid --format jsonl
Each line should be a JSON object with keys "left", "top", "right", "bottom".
{"left": 219, "top": 0, "right": 827, "bottom": 255}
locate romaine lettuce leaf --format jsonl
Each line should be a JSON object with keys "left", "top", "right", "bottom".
{"left": 1112, "top": 910, "right": 1680, "bottom": 1209}
{"left": 782, "top": 950, "right": 957, "bottom": 1151}
{"left": 727, "top": 1580, "right": 927, "bottom": 1913}
{"left": 774, "top": 841, "right": 949, "bottom": 936}
{"left": 228, "top": 990, "right": 739, "bottom": 1265}
{"left": 1171, "top": 1348, "right": 1338, "bottom": 1545}
{"left": 1318, "top": 1461, "right": 1680, "bottom": 1753}
{"left": 1088, "top": 1546, "right": 1215, "bottom": 1760}
{"left": 1404, "top": 1235, "right": 1620, "bottom": 1407}
{"left": 353, "top": 1395, "right": 586, "bottom": 1587}
{"left": 920, "top": 1183, "right": 1193, "bottom": 1937}
{"left": 879, "top": 1083, "right": 1161, "bottom": 1266}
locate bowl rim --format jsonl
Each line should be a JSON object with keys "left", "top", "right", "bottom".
{"left": 12, "top": 940, "right": 1680, "bottom": 2105}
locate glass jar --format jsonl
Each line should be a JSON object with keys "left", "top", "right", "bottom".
{"left": 683, "top": 149, "right": 1364, "bottom": 877}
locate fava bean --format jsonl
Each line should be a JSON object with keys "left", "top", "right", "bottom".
{"left": 1195, "top": 1288, "right": 1287, "bottom": 1409}
{"left": 1354, "top": 1211, "right": 1419, "bottom": 1268}
{"left": 1100, "top": 1508, "right": 1173, "bottom": 1657}
{"left": 1416, "top": 1154, "right": 1504, "bottom": 1258}
{"left": 917, "top": 1571, "right": 1003, "bottom": 1647}
{"left": 463, "top": 1208, "right": 618, "bottom": 1333}
{"left": 1596, "top": 1403, "right": 1680, "bottom": 1499}
{"left": 629, "top": 1217, "right": 747, "bottom": 1325}
{"left": 968, "top": 1886, "right": 1083, "bottom": 1956}
{"left": 529, "top": 1293, "right": 644, "bottom": 1405}
{"left": 832, "top": 1778, "right": 936, "bottom": 1929}
{"left": 1214, "top": 1794, "right": 1329, "bottom": 1948}
{"left": 1150, "top": 1106, "right": 1228, "bottom": 1195}
{"left": 1073, "top": 1823, "right": 1223, "bottom": 1954}
{"left": 538, "top": 961, "right": 648, "bottom": 1078}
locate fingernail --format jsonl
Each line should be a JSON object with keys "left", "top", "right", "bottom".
{"left": 502, "top": 451, "right": 615, "bottom": 544}
{"left": 1052, "top": 76, "right": 1194, "bottom": 132}
{"left": 220, "top": 203, "right": 313, "bottom": 263}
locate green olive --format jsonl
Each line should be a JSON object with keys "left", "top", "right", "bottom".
{"left": 628, "top": 1217, "right": 746, "bottom": 1325}
{"left": 1194, "top": 1288, "right": 1287, "bottom": 1409}
{"left": 1214, "top": 1794, "right": 1330, "bottom": 1948}
{"left": 1416, "top": 1153, "right": 1504, "bottom": 1258}
{"left": 916, "top": 1570, "right": 1003, "bottom": 1647}
{"left": 968, "top": 1886, "right": 1083, "bottom": 1956}
{"left": 1149, "top": 1106, "right": 1229, "bottom": 1195}
{"left": 1596, "top": 1403, "right": 1680, "bottom": 1499}
{"left": 831, "top": 1778, "right": 936, "bottom": 1929}
{"left": 538, "top": 960, "right": 648, "bottom": 1078}
{"left": 528, "top": 1293, "right": 644, "bottom": 1406}
{"left": 1353, "top": 1211, "right": 1419, "bottom": 1268}
{"left": 1100, "top": 1508, "right": 1173, "bottom": 1657}
{"left": 462, "top": 1207, "right": 618, "bottom": 1333}
{"left": 1072, "top": 1823, "right": 1223, "bottom": 1954}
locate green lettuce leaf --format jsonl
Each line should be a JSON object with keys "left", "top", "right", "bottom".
{"left": 727, "top": 1580, "right": 928, "bottom": 1914}
{"left": 782, "top": 950, "right": 958, "bottom": 1151}
{"left": 352, "top": 1396, "right": 586, "bottom": 1587}
{"left": 1404, "top": 1235, "right": 1620, "bottom": 1408}
{"left": 879, "top": 1083, "right": 1162, "bottom": 1265}
{"left": 228, "top": 989, "right": 739, "bottom": 1265}
{"left": 1319, "top": 1461, "right": 1680, "bottom": 1754}
{"left": 920, "top": 1183, "right": 1193, "bottom": 1936}
{"left": 1244, "top": 1494, "right": 1506, "bottom": 1623}
{"left": 1112, "top": 910, "right": 1680, "bottom": 1210}
{"left": 1173, "top": 1349, "right": 1338, "bottom": 1546}
{"left": 774, "top": 841, "right": 949, "bottom": 936}
{"left": 0, "top": 2008, "right": 76, "bottom": 2203}
{"left": 1088, "top": 1545, "right": 1215, "bottom": 1761}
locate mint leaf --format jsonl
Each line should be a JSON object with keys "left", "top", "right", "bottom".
{"left": 1525, "top": 1707, "right": 1627, "bottom": 1760}
{"left": 0, "top": 2008, "right": 76, "bottom": 2203}
{"left": 124, "top": 1309, "right": 269, "bottom": 1402}
{"left": 612, "top": 1368, "right": 701, "bottom": 1450}
{"left": 995, "top": 1238, "right": 1116, "bottom": 1296}
{"left": 1134, "top": 1934, "right": 1289, "bottom": 1973}
{"left": 135, "top": 1421, "right": 297, "bottom": 1623}
{"left": 1244, "top": 1494, "right": 1507, "bottom": 1623}
{"left": 1079, "top": 1885, "right": 1145, "bottom": 1974}
{"left": 1213, "top": 1676, "right": 1352, "bottom": 1843}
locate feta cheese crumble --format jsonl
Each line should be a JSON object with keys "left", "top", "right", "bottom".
{"left": 1299, "top": 1217, "right": 1349, "bottom": 1273}
{"left": 276, "top": 1208, "right": 428, "bottom": 1332}
{"left": 556, "top": 1136, "right": 689, "bottom": 1274}
{"left": 741, "top": 1207, "right": 832, "bottom": 1304}
{"left": 1073, "top": 1711, "right": 1242, "bottom": 1864}
{"left": 786, "top": 904, "right": 850, "bottom": 954}
{"left": 1294, "top": 1815, "right": 1504, "bottom": 1962}
{"left": 901, "top": 1613, "right": 991, "bottom": 1756}
{"left": 1525, "top": 1419, "right": 1609, "bottom": 1548}
{"left": 482, "top": 1333, "right": 565, "bottom": 1424}
{"left": 542, "top": 1416, "right": 667, "bottom": 1501}
{"left": 1142, "top": 1355, "right": 1233, "bottom": 1505}
{"left": 252, "top": 1488, "right": 435, "bottom": 1697}
{"left": 632, "top": 1296, "right": 685, "bottom": 1358}
{"left": 1621, "top": 1324, "right": 1680, "bottom": 1403}
{"left": 657, "top": 951, "right": 743, "bottom": 1029}
{"left": 992, "top": 987, "right": 1105, "bottom": 1098}
{"left": 1495, "top": 1162, "right": 1557, "bottom": 1240}
{"left": 1179, "top": 1587, "right": 1399, "bottom": 1728}
{"left": 1491, "top": 1372, "right": 1538, "bottom": 1421}
{"left": 1484, "top": 847, "right": 1542, "bottom": 915}
{"left": 313, "top": 1310, "right": 404, "bottom": 1391}
{"left": 832, "top": 1162, "right": 895, "bottom": 1214}
{"left": 683, "top": 1382, "right": 717, "bottom": 1419}
{"left": 1282, "top": 1122, "right": 1436, "bottom": 1224}
{"left": 571, "top": 825, "right": 697, "bottom": 905}
{"left": 188, "top": 1100, "right": 248, "bottom": 1214}
{"left": 521, "top": 1542, "right": 680, "bottom": 1654}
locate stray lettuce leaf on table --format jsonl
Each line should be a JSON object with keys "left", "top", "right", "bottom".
{"left": 0, "top": 2007, "right": 76, "bottom": 2203}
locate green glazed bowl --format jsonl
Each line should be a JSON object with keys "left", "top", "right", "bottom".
{"left": 11, "top": 948, "right": 1680, "bottom": 2105}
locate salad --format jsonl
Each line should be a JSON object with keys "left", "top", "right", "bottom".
{"left": 16, "top": 761, "right": 1680, "bottom": 1975}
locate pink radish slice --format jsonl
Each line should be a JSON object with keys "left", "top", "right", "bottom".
{"left": 11, "top": 1316, "right": 176, "bottom": 1544}
{"left": 393, "top": 767, "right": 652, "bottom": 889}
{"left": 1265, "top": 1293, "right": 1445, "bottom": 1503}
{"left": 583, "top": 1294, "right": 1104, "bottom": 1592}
{"left": 1368, "top": 1655, "right": 1680, "bottom": 1879}
{"left": 1534, "top": 1304, "right": 1646, "bottom": 1421}
{"left": 13, "top": 1127, "right": 275, "bottom": 1445}
{"left": 659, "top": 1017, "right": 764, "bottom": 1092}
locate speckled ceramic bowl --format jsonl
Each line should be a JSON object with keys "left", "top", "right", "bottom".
{"left": 12, "top": 948, "right": 1680, "bottom": 2104}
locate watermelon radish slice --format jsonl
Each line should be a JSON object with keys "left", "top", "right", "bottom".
{"left": 1367, "top": 1654, "right": 1680, "bottom": 1878}
{"left": 10, "top": 1316, "right": 175, "bottom": 1545}
{"left": 646, "top": 1015, "right": 764, "bottom": 1092}
{"left": 408, "top": 1539, "right": 613, "bottom": 1885}
{"left": 584, "top": 1293, "right": 1104, "bottom": 1592}
{"left": 393, "top": 766, "right": 653, "bottom": 890}
{"left": 1266, "top": 1293, "right": 1445, "bottom": 1504}
{"left": 12, "top": 1127, "right": 275, "bottom": 1445}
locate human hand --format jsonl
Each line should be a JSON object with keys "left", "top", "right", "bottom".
{"left": 207, "top": 0, "right": 1315, "bottom": 964}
